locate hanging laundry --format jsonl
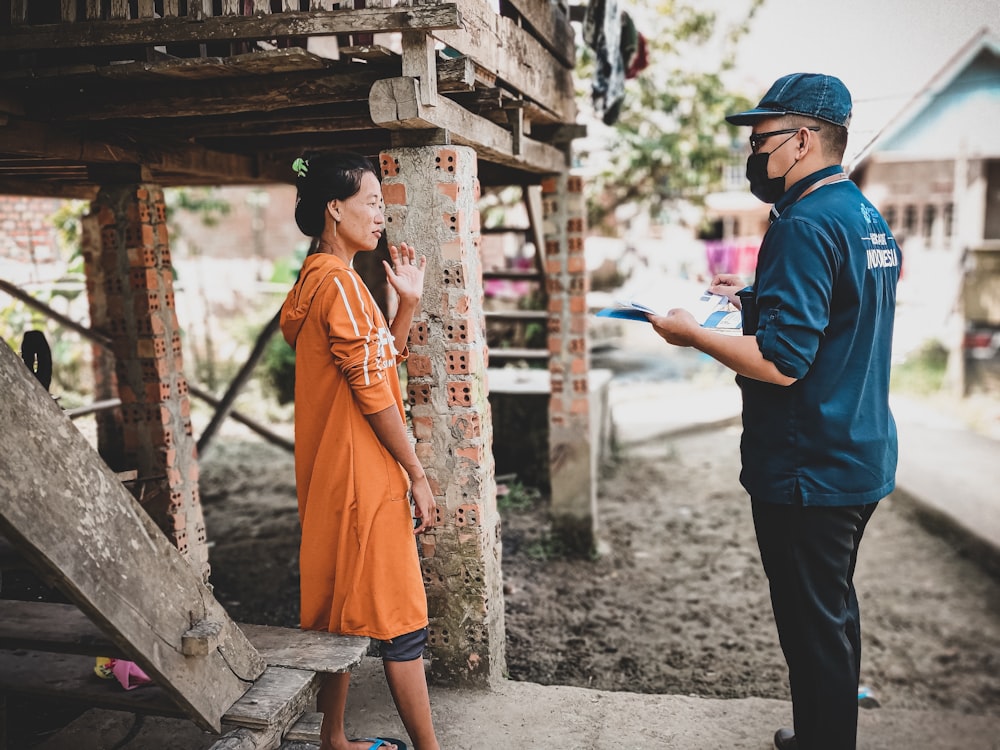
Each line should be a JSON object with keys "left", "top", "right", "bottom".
{"left": 621, "top": 12, "right": 650, "bottom": 80}
{"left": 583, "top": 0, "right": 626, "bottom": 124}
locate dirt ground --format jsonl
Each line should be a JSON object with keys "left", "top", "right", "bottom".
{"left": 198, "top": 412, "right": 1000, "bottom": 720}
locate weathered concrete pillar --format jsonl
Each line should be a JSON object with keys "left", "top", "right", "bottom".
{"left": 380, "top": 145, "right": 505, "bottom": 687}
{"left": 542, "top": 173, "right": 596, "bottom": 555}
{"left": 81, "top": 184, "right": 210, "bottom": 581}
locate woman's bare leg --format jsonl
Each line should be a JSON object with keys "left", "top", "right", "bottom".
{"left": 317, "top": 673, "right": 401, "bottom": 750}
{"left": 383, "top": 658, "right": 440, "bottom": 750}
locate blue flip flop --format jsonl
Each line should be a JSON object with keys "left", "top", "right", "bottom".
{"left": 351, "top": 738, "right": 408, "bottom": 750}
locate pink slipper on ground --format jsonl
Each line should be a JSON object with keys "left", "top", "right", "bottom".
{"left": 109, "top": 658, "right": 152, "bottom": 690}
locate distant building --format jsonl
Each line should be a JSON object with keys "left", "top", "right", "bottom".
{"left": 850, "top": 27, "right": 1000, "bottom": 254}
{"left": 850, "top": 27, "right": 1000, "bottom": 392}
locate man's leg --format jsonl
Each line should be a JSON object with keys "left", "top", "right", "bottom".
{"left": 752, "top": 500, "right": 878, "bottom": 750}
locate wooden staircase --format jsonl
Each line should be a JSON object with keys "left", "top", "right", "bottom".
{"left": 0, "top": 339, "right": 369, "bottom": 749}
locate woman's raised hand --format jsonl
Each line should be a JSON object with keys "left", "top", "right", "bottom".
{"left": 384, "top": 242, "right": 426, "bottom": 304}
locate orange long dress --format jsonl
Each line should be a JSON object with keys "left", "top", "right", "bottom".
{"left": 279, "top": 252, "right": 427, "bottom": 639}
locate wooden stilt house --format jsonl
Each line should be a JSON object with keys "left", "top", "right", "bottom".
{"left": 0, "top": 1, "right": 598, "bottom": 744}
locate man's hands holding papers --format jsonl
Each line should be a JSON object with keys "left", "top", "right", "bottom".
{"left": 595, "top": 290, "right": 742, "bottom": 335}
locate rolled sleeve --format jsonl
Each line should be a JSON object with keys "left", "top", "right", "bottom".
{"left": 755, "top": 219, "right": 839, "bottom": 380}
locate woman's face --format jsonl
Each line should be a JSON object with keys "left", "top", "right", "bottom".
{"left": 329, "top": 171, "right": 385, "bottom": 252}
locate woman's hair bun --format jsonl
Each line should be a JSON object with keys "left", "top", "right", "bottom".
{"left": 292, "top": 151, "right": 378, "bottom": 238}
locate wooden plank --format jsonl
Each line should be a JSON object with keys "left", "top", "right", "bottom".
{"left": 238, "top": 624, "right": 369, "bottom": 674}
{"left": 434, "top": 0, "right": 575, "bottom": 124}
{"left": 0, "top": 650, "right": 185, "bottom": 718}
{"left": 111, "top": 0, "right": 130, "bottom": 20}
{"left": 10, "top": 1, "right": 28, "bottom": 24}
{"left": 138, "top": 0, "right": 157, "bottom": 19}
{"left": 0, "top": 6, "right": 463, "bottom": 51}
{"left": 210, "top": 725, "right": 285, "bottom": 750}
{"left": 44, "top": 68, "right": 386, "bottom": 120}
{"left": 0, "top": 601, "right": 369, "bottom": 674}
{"left": 485, "top": 309, "right": 548, "bottom": 321}
{"left": 401, "top": 30, "right": 437, "bottom": 106}
{"left": 60, "top": 0, "right": 78, "bottom": 23}
{"left": 524, "top": 183, "right": 546, "bottom": 263}
{"left": 500, "top": 0, "right": 575, "bottom": 68}
{"left": 285, "top": 712, "right": 323, "bottom": 742}
{"left": 369, "top": 76, "right": 567, "bottom": 175}
{"left": 339, "top": 44, "right": 398, "bottom": 62}
{"left": 95, "top": 48, "right": 332, "bottom": 81}
{"left": 85, "top": 0, "right": 101, "bottom": 21}
{"left": 487, "top": 347, "right": 548, "bottom": 360}
{"left": 437, "top": 55, "right": 476, "bottom": 92}
{"left": 0, "top": 600, "right": 120, "bottom": 657}
{"left": 0, "top": 340, "right": 265, "bottom": 733}
{"left": 223, "top": 667, "right": 320, "bottom": 730}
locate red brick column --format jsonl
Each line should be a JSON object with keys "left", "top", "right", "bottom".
{"left": 380, "top": 145, "right": 505, "bottom": 686}
{"left": 542, "top": 173, "right": 596, "bottom": 554}
{"left": 82, "top": 185, "right": 209, "bottom": 581}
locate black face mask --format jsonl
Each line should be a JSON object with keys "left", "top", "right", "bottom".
{"left": 746, "top": 132, "right": 799, "bottom": 204}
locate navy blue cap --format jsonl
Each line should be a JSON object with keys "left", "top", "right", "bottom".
{"left": 726, "top": 73, "right": 852, "bottom": 127}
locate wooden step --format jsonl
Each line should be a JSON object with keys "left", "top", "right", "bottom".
{"left": 222, "top": 666, "right": 319, "bottom": 730}
{"left": 285, "top": 712, "right": 323, "bottom": 743}
{"left": 0, "top": 600, "right": 369, "bottom": 674}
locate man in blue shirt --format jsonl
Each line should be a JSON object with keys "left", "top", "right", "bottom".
{"left": 648, "top": 73, "right": 899, "bottom": 750}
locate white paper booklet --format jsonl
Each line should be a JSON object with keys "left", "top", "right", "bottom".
{"left": 595, "top": 291, "right": 743, "bottom": 334}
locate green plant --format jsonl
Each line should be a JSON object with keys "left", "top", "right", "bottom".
{"left": 890, "top": 340, "right": 949, "bottom": 395}
{"left": 497, "top": 480, "right": 541, "bottom": 512}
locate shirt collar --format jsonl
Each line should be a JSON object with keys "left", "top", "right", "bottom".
{"left": 772, "top": 164, "right": 845, "bottom": 218}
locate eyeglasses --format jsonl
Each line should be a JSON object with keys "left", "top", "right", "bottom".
{"left": 750, "top": 126, "right": 820, "bottom": 154}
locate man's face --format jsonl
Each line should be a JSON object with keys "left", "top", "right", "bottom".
{"left": 749, "top": 118, "right": 801, "bottom": 179}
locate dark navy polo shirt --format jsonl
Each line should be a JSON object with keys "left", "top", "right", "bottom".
{"left": 738, "top": 165, "right": 900, "bottom": 506}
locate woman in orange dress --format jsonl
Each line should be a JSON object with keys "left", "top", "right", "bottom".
{"left": 280, "top": 152, "right": 440, "bottom": 750}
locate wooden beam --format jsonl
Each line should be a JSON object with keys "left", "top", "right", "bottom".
{"left": 197, "top": 311, "right": 280, "bottom": 456}
{"left": 0, "top": 6, "right": 463, "bottom": 51}
{"left": 0, "top": 340, "right": 266, "bottom": 732}
{"left": 500, "top": 0, "right": 575, "bottom": 68}
{"left": 369, "top": 76, "right": 566, "bottom": 175}
{"left": 0, "top": 118, "right": 286, "bottom": 185}
{"left": 401, "top": 30, "right": 438, "bottom": 107}
{"left": 34, "top": 68, "right": 386, "bottom": 121}
{"left": 434, "top": 0, "right": 575, "bottom": 124}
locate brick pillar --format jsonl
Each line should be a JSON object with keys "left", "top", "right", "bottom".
{"left": 380, "top": 145, "right": 505, "bottom": 686}
{"left": 542, "top": 173, "right": 595, "bottom": 555}
{"left": 82, "top": 184, "right": 210, "bottom": 581}
{"left": 80, "top": 211, "right": 126, "bottom": 472}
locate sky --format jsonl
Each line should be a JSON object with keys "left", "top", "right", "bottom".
{"left": 718, "top": 0, "right": 1000, "bottom": 161}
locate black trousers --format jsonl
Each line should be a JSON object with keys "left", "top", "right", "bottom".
{"left": 752, "top": 499, "right": 878, "bottom": 750}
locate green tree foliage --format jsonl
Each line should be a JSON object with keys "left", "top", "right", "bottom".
{"left": 578, "top": 0, "right": 764, "bottom": 230}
